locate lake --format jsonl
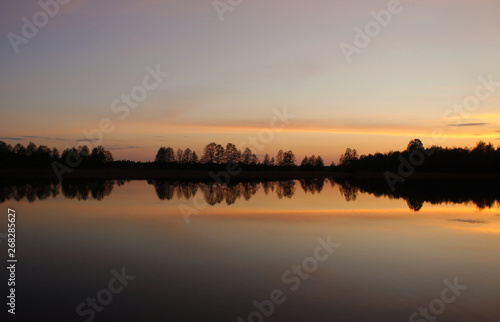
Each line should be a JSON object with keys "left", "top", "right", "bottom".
{"left": 2, "top": 178, "right": 499, "bottom": 321}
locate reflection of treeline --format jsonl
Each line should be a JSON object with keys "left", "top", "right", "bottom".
{"left": 0, "top": 179, "right": 127, "bottom": 203}
{"left": 61, "top": 180, "right": 128, "bottom": 201}
{"left": 148, "top": 178, "right": 334, "bottom": 205}
{"left": 0, "top": 180, "right": 60, "bottom": 203}
{"left": 149, "top": 180, "right": 266, "bottom": 205}
{"left": 338, "top": 139, "right": 500, "bottom": 173}
{"left": 333, "top": 177, "right": 500, "bottom": 212}
{"left": 0, "top": 141, "right": 113, "bottom": 167}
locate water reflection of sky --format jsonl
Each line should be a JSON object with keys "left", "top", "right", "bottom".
{"left": 6, "top": 180, "right": 500, "bottom": 321}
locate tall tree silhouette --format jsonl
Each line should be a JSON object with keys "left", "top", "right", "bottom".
{"left": 224, "top": 143, "right": 241, "bottom": 163}
{"left": 201, "top": 142, "right": 218, "bottom": 164}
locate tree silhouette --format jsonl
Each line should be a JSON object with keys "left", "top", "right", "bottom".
{"left": 182, "top": 148, "right": 193, "bottom": 164}
{"left": 301, "top": 154, "right": 325, "bottom": 168}
{"left": 282, "top": 151, "right": 296, "bottom": 167}
{"left": 276, "top": 150, "right": 284, "bottom": 166}
{"left": 90, "top": 146, "right": 113, "bottom": 164}
{"left": 176, "top": 148, "right": 183, "bottom": 163}
{"left": 316, "top": 156, "right": 324, "bottom": 167}
{"left": 406, "top": 138, "right": 424, "bottom": 152}
{"left": 262, "top": 153, "right": 272, "bottom": 166}
{"left": 12, "top": 143, "right": 26, "bottom": 156}
{"left": 224, "top": 143, "right": 240, "bottom": 163}
{"left": 339, "top": 148, "right": 358, "bottom": 167}
{"left": 26, "top": 142, "right": 37, "bottom": 156}
{"left": 191, "top": 151, "right": 199, "bottom": 164}
{"left": 214, "top": 144, "right": 224, "bottom": 164}
{"left": 201, "top": 142, "right": 218, "bottom": 164}
{"left": 241, "top": 147, "right": 258, "bottom": 165}
{"left": 155, "top": 147, "right": 168, "bottom": 163}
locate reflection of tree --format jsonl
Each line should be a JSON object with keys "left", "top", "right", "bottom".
{"left": 148, "top": 180, "right": 176, "bottom": 200}
{"left": 149, "top": 181, "right": 262, "bottom": 205}
{"left": 333, "top": 177, "right": 500, "bottom": 212}
{"left": 179, "top": 182, "right": 198, "bottom": 200}
{"left": 202, "top": 183, "right": 225, "bottom": 205}
{"left": 406, "top": 198, "right": 423, "bottom": 212}
{"left": 241, "top": 182, "right": 258, "bottom": 200}
{"left": 338, "top": 181, "right": 359, "bottom": 202}
{"left": 474, "top": 198, "right": 495, "bottom": 210}
{"left": 223, "top": 184, "right": 240, "bottom": 205}
{"left": 148, "top": 180, "right": 199, "bottom": 201}
{"left": 0, "top": 180, "right": 121, "bottom": 203}
{"left": 276, "top": 181, "right": 296, "bottom": 199}
{"left": 262, "top": 182, "right": 275, "bottom": 195}
{"left": 61, "top": 180, "right": 115, "bottom": 201}
{"left": 299, "top": 178, "right": 325, "bottom": 194}
{"left": 0, "top": 181, "right": 60, "bottom": 203}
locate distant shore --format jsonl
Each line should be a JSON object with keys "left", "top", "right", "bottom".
{"left": 1, "top": 167, "right": 500, "bottom": 181}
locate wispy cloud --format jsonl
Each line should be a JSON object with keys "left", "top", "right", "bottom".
{"left": 2, "top": 135, "right": 75, "bottom": 142}
{"left": 104, "top": 145, "right": 141, "bottom": 151}
{"left": 449, "top": 219, "right": 488, "bottom": 224}
{"left": 22, "top": 135, "right": 72, "bottom": 141}
{"left": 0, "top": 137, "right": 24, "bottom": 141}
{"left": 76, "top": 138, "right": 100, "bottom": 142}
{"left": 449, "top": 123, "right": 488, "bottom": 127}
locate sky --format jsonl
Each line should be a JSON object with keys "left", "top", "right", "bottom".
{"left": 1, "top": 0, "right": 500, "bottom": 163}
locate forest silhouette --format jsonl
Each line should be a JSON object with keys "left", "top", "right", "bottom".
{"left": 1, "top": 139, "right": 498, "bottom": 175}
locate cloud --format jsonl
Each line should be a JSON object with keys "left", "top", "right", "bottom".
{"left": 2, "top": 135, "right": 78, "bottom": 142}
{"left": 22, "top": 135, "right": 72, "bottom": 141}
{"left": 76, "top": 138, "right": 100, "bottom": 142}
{"left": 449, "top": 122, "right": 488, "bottom": 127}
{"left": 0, "top": 137, "right": 24, "bottom": 141}
{"left": 449, "top": 219, "right": 488, "bottom": 224}
{"left": 104, "top": 145, "right": 141, "bottom": 151}
{"left": 152, "top": 134, "right": 190, "bottom": 140}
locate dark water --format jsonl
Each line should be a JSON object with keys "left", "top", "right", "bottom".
{"left": 1, "top": 178, "right": 499, "bottom": 321}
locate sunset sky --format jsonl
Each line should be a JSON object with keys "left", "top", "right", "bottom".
{"left": 1, "top": 0, "right": 500, "bottom": 163}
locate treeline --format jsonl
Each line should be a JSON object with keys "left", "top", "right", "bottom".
{"left": 337, "top": 139, "right": 500, "bottom": 173}
{"left": 154, "top": 142, "right": 326, "bottom": 168}
{"left": 0, "top": 141, "right": 114, "bottom": 167}
{"left": 3, "top": 139, "right": 499, "bottom": 174}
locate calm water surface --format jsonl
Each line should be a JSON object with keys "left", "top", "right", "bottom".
{"left": 2, "top": 179, "right": 499, "bottom": 321}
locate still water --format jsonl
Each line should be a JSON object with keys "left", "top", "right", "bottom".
{"left": 2, "top": 179, "right": 499, "bottom": 321}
